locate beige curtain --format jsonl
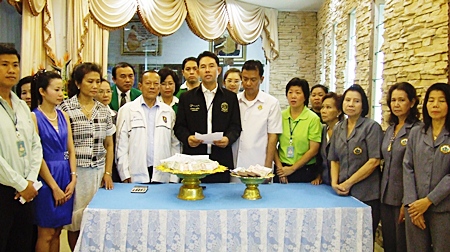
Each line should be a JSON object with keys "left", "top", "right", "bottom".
{"left": 137, "top": 0, "right": 186, "bottom": 36}
{"left": 87, "top": 0, "right": 279, "bottom": 62}
{"left": 89, "top": 0, "right": 137, "bottom": 29}
{"left": 225, "top": 0, "right": 264, "bottom": 44}
{"left": 67, "top": 0, "right": 109, "bottom": 75}
{"left": 20, "top": 0, "right": 57, "bottom": 77}
{"left": 185, "top": 0, "right": 228, "bottom": 40}
{"left": 27, "top": 0, "right": 46, "bottom": 16}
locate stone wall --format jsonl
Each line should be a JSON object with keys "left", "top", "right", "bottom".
{"left": 316, "top": 0, "right": 374, "bottom": 94}
{"left": 269, "top": 12, "right": 317, "bottom": 109}
{"left": 382, "top": 0, "right": 448, "bottom": 125}
{"left": 316, "top": 0, "right": 449, "bottom": 127}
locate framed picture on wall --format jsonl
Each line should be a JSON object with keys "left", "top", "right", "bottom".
{"left": 209, "top": 30, "right": 246, "bottom": 64}
{"left": 121, "top": 20, "right": 162, "bottom": 55}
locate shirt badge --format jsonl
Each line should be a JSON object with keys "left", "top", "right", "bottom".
{"left": 400, "top": 138, "right": 408, "bottom": 146}
{"left": 353, "top": 147, "right": 362, "bottom": 155}
{"left": 258, "top": 105, "right": 263, "bottom": 110}
{"left": 190, "top": 104, "right": 200, "bottom": 112}
{"left": 440, "top": 144, "right": 450, "bottom": 154}
{"left": 221, "top": 102, "right": 228, "bottom": 112}
{"left": 162, "top": 116, "right": 167, "bottom": 123}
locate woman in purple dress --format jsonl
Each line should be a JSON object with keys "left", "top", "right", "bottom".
{"left": 30, "top": 71, "right": 77, "bottom": 252}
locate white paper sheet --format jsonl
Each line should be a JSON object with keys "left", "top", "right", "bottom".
{"left": 195, "top": 132, "right": 223, "bottom": 144}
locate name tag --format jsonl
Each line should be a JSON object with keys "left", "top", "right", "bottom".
{"left": 287, "top": 146, "right": 294, "bottom": 158}
{"left": 17, "top": 140, "right": 27, "bottom": 157}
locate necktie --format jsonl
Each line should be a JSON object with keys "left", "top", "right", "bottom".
{"left": 120, "top": 93, "right": 127, "bottom": 108}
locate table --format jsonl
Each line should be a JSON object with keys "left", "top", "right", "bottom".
{"left": 75, "top": 183, "right": 373, "bottom": 251}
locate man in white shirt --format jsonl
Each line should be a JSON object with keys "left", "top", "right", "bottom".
{"left": 0, "top": 45, "right": 42, "bottom": 251}
{"left": 235, "top": 60, "right": 282, "bottom": 172}
{"left": 116, "top": 70, "right": 179, "bottom": 183}
{"left": 176, "top": 57, "right": 199, "bottom": 98}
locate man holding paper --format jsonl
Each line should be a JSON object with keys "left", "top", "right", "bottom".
{"left": 175, "top": 51, "right": 241, "bottom": 183}
{"left": 0, "top": 45, "right": 43, "bottom": 251}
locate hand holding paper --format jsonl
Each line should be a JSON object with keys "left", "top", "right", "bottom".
{"left": 195, "top": 132, "right": 223, "bottom": 145}
{"left": 19, "top": 181, "right": 42, "bottom": 204}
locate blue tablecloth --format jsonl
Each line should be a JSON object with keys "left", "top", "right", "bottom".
{"left": 75, "top": 183, "right": 373, "bottom": 251}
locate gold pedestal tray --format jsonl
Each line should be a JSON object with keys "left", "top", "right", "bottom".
{"left": 177, "top": 174, "right": 207, "bottom": 200}
{"left": 232, "top": 174, "right": 274, "bottom": 200}
{"left": 156, "top": 164, "right": 227, "bottom": 201}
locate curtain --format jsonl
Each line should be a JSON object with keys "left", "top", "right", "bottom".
{"left": 137, "top": 0, "right": 186, "bottom": 36}
{"left": 87, "top": 0, "right": 280, "bottom": 62}
{"left": 67, "top": 0, "right": 109, "bottom": 75}
{"left": 20, "top": 0, "right": 56, "bottom": 77}
{"left": 89, "top": 0, "right": 136, "bottom": 29}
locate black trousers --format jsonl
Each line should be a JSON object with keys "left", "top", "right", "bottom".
{"left": 0, "top": 184, "right": 34, "bottom": 252}
{"left": 274, "top": 163, "right": 317, "bottom": 183}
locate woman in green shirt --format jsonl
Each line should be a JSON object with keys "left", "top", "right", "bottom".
{"left": 274, "top": 78, "right": 322, "bottom": 183}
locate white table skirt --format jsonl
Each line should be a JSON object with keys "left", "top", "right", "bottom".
{"left": 75, "top": 183, "right": 373, "bottom": 252}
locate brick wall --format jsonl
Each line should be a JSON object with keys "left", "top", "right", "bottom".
{"left": 269, "top": 12, "right": 317, "bottom": 109}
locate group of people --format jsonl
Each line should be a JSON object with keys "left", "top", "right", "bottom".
{"left": 1, "top": 44, "right": 449, "bottom": 252}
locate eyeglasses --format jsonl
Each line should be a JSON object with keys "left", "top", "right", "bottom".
{"left": 225, "top": 79, "right": 241, "bottom": 85}
{"left": 98, "top": 90, "right": 112, "bottom": 94}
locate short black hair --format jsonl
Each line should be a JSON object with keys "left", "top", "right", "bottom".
{"left": 322, "top": 92, "right": 344, "bottom": 121}
{"left": 341, "top": 84, "right": 369, "bottom": 117}
{"left": 15, "top": 76, "right": 32, "bottom": 96}
{"left": 197, "top": 51, "right": 219, "bottom": 67}
{"left": 112, "top": 62, "right": 135, "bottom": 79}
{"left": 423, "top": 83, "right": 450, "bottom": 133}
{"left": 158, "top": 68, "right": 180, "bottom": 95}
{"left": 242, "top": 60, "right": 264, "bottom": 77}
{"left": 0, "top": 45, "right": 20, "bottom": 62}
{"left": 311, "top": 84, "right": 328, "bottom": 94}
{"left": 386, "top": 82, "right": 419, "bottom": 125}
{"left": 68, "top": 63, "right": 102, "bottom": 97}
{"left": 285, "top": 77, "right": 310, "bottom": 106}
{"left": 182, "top": 57, "right": 197, "bottom": 70}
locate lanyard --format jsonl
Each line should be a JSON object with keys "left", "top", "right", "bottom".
{"left": 288, "top": 117, "right": 299, "bottom": 145}
{"left": 0, "top": 102, "right": 21, "bottom": 138}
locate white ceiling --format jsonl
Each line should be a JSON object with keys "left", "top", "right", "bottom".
{"left": 238, "top": 0, "right": 325, "bottom": 11}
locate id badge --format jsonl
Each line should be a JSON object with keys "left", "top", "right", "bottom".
{"left": 287, "top": 146, "right": 294, "bottom": 158}
{"left": 17, "top": 140, "right": 27, "bottom": 157}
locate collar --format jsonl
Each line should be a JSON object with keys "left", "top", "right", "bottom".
{"left": 201, "top": 83, "right": 218, "bottom": 94}
{"left": 140, "top": 96, "right": 160, "bottom": 109}
{"left": 286, "top": 105, "right": 310, "bottom": 121}
{"left": 116, "top": 86, "right": 130, "bottom": 96}
{"left": 238, "top": 90, "right": 265, "bottom": 104}
{"left": 423, "top": 126, "right": 450, "bottom": 147}
{"left": 157, "top": 96, "right": 179, "bottom": 107}
{"left": 180, "top": 82, "right": 188, "bottom": 90}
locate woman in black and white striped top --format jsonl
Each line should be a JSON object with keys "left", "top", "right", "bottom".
{"left": 58, "top": 62, "right": 115, "bottom": 250}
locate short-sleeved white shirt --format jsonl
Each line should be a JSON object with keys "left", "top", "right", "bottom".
{"left": 235, "top": 91, "right": 282, "bottom": 168}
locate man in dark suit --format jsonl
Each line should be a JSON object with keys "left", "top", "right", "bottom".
{"left": 175, "top": 51, "right": 241, "bottom": 183}
{"left": 109, "top": 62, "right": 142, "bottom": 111}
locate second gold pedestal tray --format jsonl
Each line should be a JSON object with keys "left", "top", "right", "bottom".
{"left": 231, "top": 173, "right": 275, "bottom": 200}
